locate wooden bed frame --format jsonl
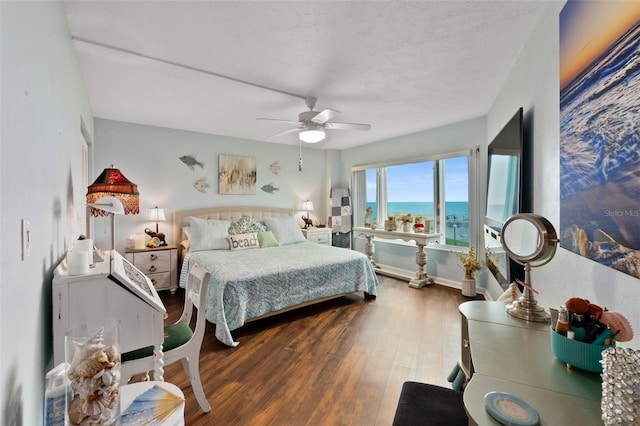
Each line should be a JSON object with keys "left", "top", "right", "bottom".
{"left": 172, "top": 205, "right": 375, "bottom": 327}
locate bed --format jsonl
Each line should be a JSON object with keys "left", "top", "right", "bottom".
{"left": 173, "top": 206, "right": 378, "bottom": 347}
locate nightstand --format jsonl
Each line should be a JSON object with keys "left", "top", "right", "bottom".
{"left": 124, "top": 245, "right": 178, "bottom": 293}
{"left": 301, "top": 227, "right": 332, "bottom": 246}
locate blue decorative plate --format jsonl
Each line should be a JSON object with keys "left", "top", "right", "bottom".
{"left": 484, "top": 392, "right": 540, "bottom": 426}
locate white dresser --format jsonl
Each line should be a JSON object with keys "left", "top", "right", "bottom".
{"left": 52, "top": 251, "right": 167, "bottom": 380}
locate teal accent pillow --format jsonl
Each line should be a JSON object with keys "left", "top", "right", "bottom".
{"left": 257, "top": 231, "right": 279, "bottom": 248}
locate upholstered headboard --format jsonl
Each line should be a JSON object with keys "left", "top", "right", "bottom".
{"left": 172, "top": 205, "right": 293, "bottom": 249}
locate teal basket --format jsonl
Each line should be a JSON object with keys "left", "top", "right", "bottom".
{"left": 550, "top": 327, "right": 615, "bottom": 373}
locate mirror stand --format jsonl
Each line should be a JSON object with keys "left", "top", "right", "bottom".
{"left": 501, "top": 213, "right": 558, "bottom": 324}
{"left": 506, "top": 263, "right": 549, "bottom": 322}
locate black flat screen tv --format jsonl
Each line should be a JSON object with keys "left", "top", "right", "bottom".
{"left": 485, "top": 107, "right": 529, "bottom": 230}
{"left": 485, "top": 107, "right": 531, "bottom": 285}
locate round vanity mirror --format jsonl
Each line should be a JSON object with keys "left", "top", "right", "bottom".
{"left": 501, "top": 214, "right": 557, "bottom": 265}
{"left": 500, "top": 213, "right": 558, "bottom": 322}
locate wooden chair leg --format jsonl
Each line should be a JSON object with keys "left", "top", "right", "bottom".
{"left": 183, "top": 355, "right": 211, "bottom": 412}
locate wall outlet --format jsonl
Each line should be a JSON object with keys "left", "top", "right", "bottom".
{"left": 22, "top": 219, "right": 30, "bottom": 260}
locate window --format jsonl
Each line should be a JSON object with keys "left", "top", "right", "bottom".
{"left": 354, "top": 150, "right": 472, "bottom": 247}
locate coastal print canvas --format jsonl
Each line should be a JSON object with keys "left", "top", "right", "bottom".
{"left": 559, "top": 1, "right": 640, "bottom": 279}
{"left": 218, "top": 155, "right": 257, "bottom": 195}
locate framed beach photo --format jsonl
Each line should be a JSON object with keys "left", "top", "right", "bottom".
{"left": 559, "top": 1, "right": 640, "bottom": 279}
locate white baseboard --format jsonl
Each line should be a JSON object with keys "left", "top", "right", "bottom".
{"left": 373, "top": 262, "right": 490, "bottom": 299}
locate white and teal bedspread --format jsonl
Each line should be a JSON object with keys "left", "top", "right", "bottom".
{"left": 179, "top": 241, "right": 378, "bottom": 346}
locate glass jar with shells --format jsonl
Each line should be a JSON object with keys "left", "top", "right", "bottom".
{"left": 65, "top": 319, "right": 121, "bottom": 425}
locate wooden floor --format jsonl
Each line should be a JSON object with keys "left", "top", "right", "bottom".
{"left": 158, "top": 275, "right": 483, "bottom": 425}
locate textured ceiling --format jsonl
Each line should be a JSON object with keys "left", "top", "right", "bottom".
{"left": 64, "top": 1, "right": 547, "bottom": 150}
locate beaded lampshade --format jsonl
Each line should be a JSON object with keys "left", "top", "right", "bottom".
{"left": 86, "top": 166, "right": 139, "bottom": 216}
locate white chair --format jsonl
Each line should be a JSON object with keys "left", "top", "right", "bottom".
{"left": 120, "top": 263, "right": 212, "bottom": 413}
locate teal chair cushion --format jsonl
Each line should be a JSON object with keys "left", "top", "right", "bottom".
{"left": 121, "top": 322, "right": 193, "bottom": 362}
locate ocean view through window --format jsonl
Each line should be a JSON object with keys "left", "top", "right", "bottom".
{"left": 358, "top": 153, "right": 471, "bottom": 247}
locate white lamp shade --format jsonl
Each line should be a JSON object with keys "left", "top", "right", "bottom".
{"left": 302, "top": 201, "right": 314, "bottom": 211}
{"left": 147, "top": 207, "right": 166, "bottom": 222}
{"left": 88, "top": 196, "right": 125, "bottom": 215}
{"left": 299, "top": 129, "right": 325, "bottom": 143}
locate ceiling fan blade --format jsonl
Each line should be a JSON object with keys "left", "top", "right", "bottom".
{"left": 257, "top": 118, "right": 301, "bottom": 125}
{"left": 311, "top": 108, "right": 340, "bottom": 124}
{"left": 268, "top": 127, "right": 302, "bottom": 138}
{"left": 324, "top": 122, "right": 371, "bottom": 131}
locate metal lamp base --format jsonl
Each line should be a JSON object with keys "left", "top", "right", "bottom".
{"left": 506, "top": 297, "right": 550, "bottom": 323}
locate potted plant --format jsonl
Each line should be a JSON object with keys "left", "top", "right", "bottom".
{"left": 456, "top": 247, "right": 482, "bottom": 296}
{"left": 401, "top": 214, "right": 413, "bottom": 232}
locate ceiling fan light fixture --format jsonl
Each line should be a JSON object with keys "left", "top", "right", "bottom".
{"left": 299, "top": 129, "right": 325, "bottom": 143}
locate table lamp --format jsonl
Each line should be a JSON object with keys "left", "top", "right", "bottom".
{"left": 146, "top": 206, "right": 167, "bottom": 246}
{"left": 147, "top": 207, "right": 166, "bottom": 234}
{"left": 302, "top": 200, "right": 314, "bottom": 229}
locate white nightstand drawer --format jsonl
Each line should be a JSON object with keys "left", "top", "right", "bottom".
{"left": 132, "top": 250, "right": 171, "bottom": 273}
{"left": 301, "top": 228, "right": 332, "bottom": 246}
{"left": 148, "top": 271, "right": 172, "bottom": 291}
{"left": 308, "top": 233, "right": 330, "bottom": 244}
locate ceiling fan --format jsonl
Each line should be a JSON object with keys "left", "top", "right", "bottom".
{"left": 257, "top": 96, "right": 371, "bottom": 143}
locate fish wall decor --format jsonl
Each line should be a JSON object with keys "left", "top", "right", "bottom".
{"left": 269, "top": 161, "right": 281, "bottom": 175}
{"left": 179, "top": 155, "right": 204, "bottom": 171}
{"left": 193, "top": 177, "right": 210, "bottom": 193}
{"left": 261, "top": 183, "right": 279, "bottom": 194}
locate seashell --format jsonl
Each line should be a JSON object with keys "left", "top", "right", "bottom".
{"left": 67, "top": 329, "right": 107, "bottom": 373}
{"left": 103, "top": 345, "right": 120, "bottom": 364}
{"left": 91, "top": 350, "right": 110, "bottom": 365}
{"left": 67, "top": 394, "right": 88, "bottom": 425}
{"left": 110, "top": 368, "right": 121, "bottom": 386}
{"left": 106, "top": 387, "right": 119, "bottom": 410}
{"left": 82, "top": 391, "right": 109, "bottom": 417}
{"left": 69, "top": 374, "right": 98, "bottom": 398}
{"left": 73, "top": 358, "right": 104, "bottom": 378}
{"left": 101, "top": 369, "right": 113, "bottom": 386}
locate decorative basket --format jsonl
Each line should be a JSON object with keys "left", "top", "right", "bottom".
{"left": 550, "top": 327, "right": 614, "bottom": 372}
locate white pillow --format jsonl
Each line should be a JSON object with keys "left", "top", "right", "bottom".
{"left": 263, "top": 216, "right": 306, "bottom": 245}
{"left": 188, "top": 217, "right": 232, "bottom": 251}
{"left": 227, "top": 233, "right": 260, "bottom": 251}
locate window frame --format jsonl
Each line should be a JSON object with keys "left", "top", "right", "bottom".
{"left": 351, "top": 148, "right": 478, "bottom": 249}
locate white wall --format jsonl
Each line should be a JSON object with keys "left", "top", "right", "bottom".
{"left": 487, "top": 2, "right": 639, "bottom": 346}
{"left": 0, "top": 1, "right": 94, "bottom": 423}
{"left": 92, "top": 119, "right": 328, "bottom": 253}
{"left": 339, "top": 117, "right": 487, "bottom": 284}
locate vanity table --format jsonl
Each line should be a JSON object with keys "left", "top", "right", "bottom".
{"left": 459, "top": 301, "right": 603, "bottom": 425}
{"left": 353, "top": 227, "right": 441, "bottom": 288}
